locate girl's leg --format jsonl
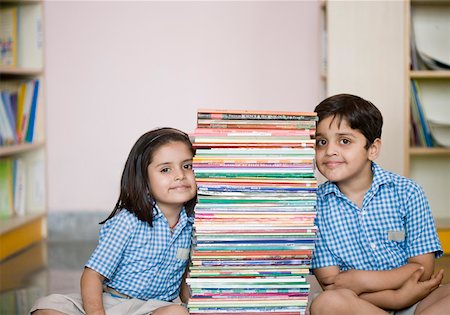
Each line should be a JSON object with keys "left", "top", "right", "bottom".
{"left": 152, "top": 304, "right": 189, "bottom": 315}
{"left": 310, "top": 289, "right": 389, "bottom": 315}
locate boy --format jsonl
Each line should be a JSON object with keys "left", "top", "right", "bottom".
{"left": 310, "top": 94, "right": 450, "bottom": 314}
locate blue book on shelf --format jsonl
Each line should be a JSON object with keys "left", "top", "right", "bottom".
{"left": 411, "top": 80, "right": 433, "bottom": 147}
{"left": 25, "top": 79, "right": 40, "bottom": 143}
{"left": 1, "top": 91, "right": 17, "bottom": 143}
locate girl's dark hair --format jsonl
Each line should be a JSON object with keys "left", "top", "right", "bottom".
{"left": 314, "top": 93, "right": 383, "bottom": 149}
{"left": 100, "top": 127, "right": 196, "bottom": 225}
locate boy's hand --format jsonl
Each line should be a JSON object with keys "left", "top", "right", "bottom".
{"left": 396, "top": 267, "right": 444, "bottom": 307}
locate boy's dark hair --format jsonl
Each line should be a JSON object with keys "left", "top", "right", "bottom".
{"left": 100, "top": 127, "right": 196, "bottom": 225}
{"left": 314, "top": 93, "right": 383, "bottom": 149}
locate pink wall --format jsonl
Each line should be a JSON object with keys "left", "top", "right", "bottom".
{"left": 44, "top": 1, "right": 322, "bottom": 212}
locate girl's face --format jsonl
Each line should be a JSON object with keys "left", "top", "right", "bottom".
{"left": 147, "top": 141, "right": 196, "bottom": 213}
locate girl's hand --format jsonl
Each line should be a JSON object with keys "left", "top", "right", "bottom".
{"left": 396, "top": 267, "right": 444, "bottom": 308}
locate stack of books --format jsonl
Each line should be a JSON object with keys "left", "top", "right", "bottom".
{"left": 187, "top": 109, "right": 318, "bottom": 315}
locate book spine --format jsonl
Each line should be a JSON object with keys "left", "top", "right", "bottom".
{"left": 25, "top": 79, "right": 39, "bottom": 142}
{"left": 198, "top": 113, "right": 315, "bottom": 121}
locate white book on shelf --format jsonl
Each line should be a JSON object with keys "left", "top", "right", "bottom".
{"left": 24, "top": 150, "right": 45, "bottom": 213}
{"left": 13, "top": 158, "right": 26, "bottom": 216}
{"left": 412, "top": 5, "right": 450, "bottom": 68}
{"left": 17, "top": 4, "right": 43, "bottom": 69}
{"left": 0, "top": 95, "right": 15, "bottom": 145}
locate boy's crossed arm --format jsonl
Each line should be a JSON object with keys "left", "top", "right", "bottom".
{"left": 313, "top": 253, "right": 444, "bottom": 310}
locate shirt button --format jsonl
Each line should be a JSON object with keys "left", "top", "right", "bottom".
{"left": 370, "top": 243, "right": 377, "bottom": 250}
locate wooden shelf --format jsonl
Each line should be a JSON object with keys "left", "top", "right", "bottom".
{"left": 436, "top": 218, "right": 450, "bottom": 254}
{"left": 0, "top": 213, "right": 47, "bottom": 261}
{"left": 410, "top": 71, "right": 450, "bottom": 79}
{"left": 0, "top": 212, "right": 45, "bottom": 235}
{"left": 0, "top": 0, "right": 46, "bottom": 261}
{"left": 409, "top": 147, "right": 450, "bottom": 156}
{"left": 0, "top": 67, "right": 43, "bottom": 76}
{"left": 0, "top": 142, "right": 45, "bottom": 157}
{"left": 0, "top": 0, "right": 42, "bottom": 4}
{"left": 411, "top": 0, "right": 450, "bottom": 5}
{"left": 436, "top": 218, "right": 450, "bottom": 229}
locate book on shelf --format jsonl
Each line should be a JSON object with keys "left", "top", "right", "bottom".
{"left": 25, "top": 79, "right": 40, "bottom": 142}
{"left": 0, "top": 79, "right": 41, "bottom": 145}
{"left": 410, "top": 80, "right": 434, "bottom": 147}
{"left": 418, "top": 51, "right": 450, "bottom": 71}
{"left": 13, "top": 158, "right": 26, "bottom": 216}
{"left": 428, "top": 119, "right": 450, "bottom": 148}
{"left": 0, "top": 7, "right": 17, "bottom": 67}
{"left": 0, "top": 157, "right": 27, "bottom": 219}
{"left": 17, "top": 3, "right": 44, "bottom": 68}
{"left": 411, "top": 4, "right": 450, "bottom": 71}
{"left": 0, "top": 96, "right": 13, "bottom": 145}
{"left": 0, "top": 158, "right": 14, "bottom": 218}
{"left": 0, "top": 4, "right": 43, "bottom": 69}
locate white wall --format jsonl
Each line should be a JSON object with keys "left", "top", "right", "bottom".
{"left": 326, "top": 0, "right": 406, "bottom": 174}
{"left": 44, "top": 1, "right": 322, "bottom": 213}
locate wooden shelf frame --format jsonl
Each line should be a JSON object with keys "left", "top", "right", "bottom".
{"left": 0, "top": 142, "right": 45, "bottom": 157}
{"left": 410, "top": 71, "right": 450, "bottom": 79}
{"left": 0, "top": 67, "right": 43, "bottom": 76}
{"left": 409, "top": 147, "right": 450, "bottom": 156}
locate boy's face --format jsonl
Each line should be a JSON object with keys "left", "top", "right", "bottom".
{"left": 315, "top": 116, "right": 380, "bottom": 186}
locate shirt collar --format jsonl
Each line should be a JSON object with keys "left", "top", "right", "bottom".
{"left": 321, "top": 162, "right": 393, "bottom": 197}
{"left": 370, "top": 161, "right": 392, "bottom": 190}
{"left": 152, "top": 204, "right": 194, "bottom": 225}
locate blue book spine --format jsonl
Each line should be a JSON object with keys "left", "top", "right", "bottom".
{"left": 25, "top": 79, "right": 40, "bottom": 143}
{"left": 411, "top": 80, "right": 433, "bottom": 147}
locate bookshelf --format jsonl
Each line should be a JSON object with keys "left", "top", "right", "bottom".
{"left": 0, "top": 0, "right": 46, "bottom": 261}
{"left": 406, "top": 0, "right": 450, "bottom": 253}
{"left": 324, "top": 0, "right": 449, "bottom": 253}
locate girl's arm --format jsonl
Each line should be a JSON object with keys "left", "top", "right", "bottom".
{"left": 81, "top": 267, "right": 106, "bottom": 315}
{"left": 179, "top": 266, "right": 191, "bottom": 304}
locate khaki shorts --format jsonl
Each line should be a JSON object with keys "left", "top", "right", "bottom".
{"left": 387, "top": 303, "right": 418, "bottom": 315}
{"left": 30, "top": 292, "right": 183, "bottom": 315}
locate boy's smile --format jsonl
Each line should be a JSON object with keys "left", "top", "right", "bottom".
{"left": 315, "top": 116, "right": 380, "bottom": 193}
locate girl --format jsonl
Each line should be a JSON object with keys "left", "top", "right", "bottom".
{"left": 31, "top": 127, "right": 197, "bottom": 315}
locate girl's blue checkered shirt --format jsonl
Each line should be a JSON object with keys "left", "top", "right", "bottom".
{"left": 312, "top": 162, "right": 443, "bottom": 271}
{"left": 86, "top": 206, "right": 194, "bottom": 301}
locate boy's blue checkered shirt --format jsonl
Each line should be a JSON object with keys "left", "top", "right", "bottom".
{"left": 312, "top": 162, "right": 443, "bottom": 271}
{"left": 86, "top": 206, "right": 194, "bottom": 301}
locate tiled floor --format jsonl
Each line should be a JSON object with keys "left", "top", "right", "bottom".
{"left": 0, "top": 241, "right": 449, "bottom": 314}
